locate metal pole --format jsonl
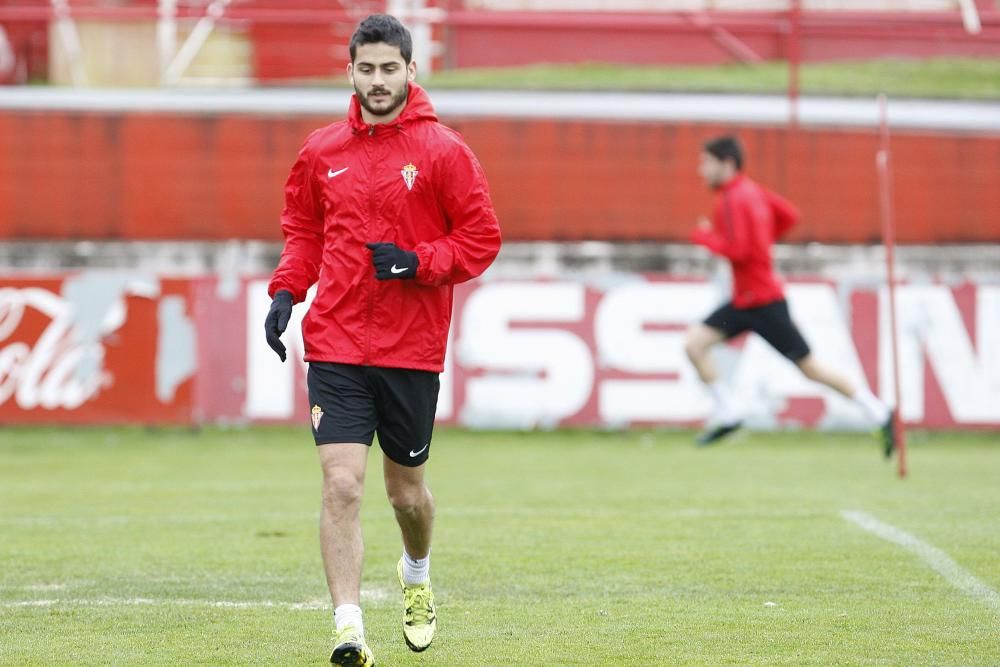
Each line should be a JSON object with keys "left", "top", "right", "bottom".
{"left": 0, "top": 27, "right": 15, "bottom": 80}
{"left": 957, "top": 0, "right": 982, "bottom": 34}
{"left": 51, "top": 0, "right": 87, "bottom": 86}
{"left": 163, "top": 0, "right": 232, "bottom": 86}
{"left": 788, "top": 0, "right": 801, "bottom": 128}
{"left": 157, "top": 0, "right": 177, "bottom": 82}
{"left": 876, "top": 94, "right": 907, "bottom": 479}
{"left": 387, "top": 0, "right": 444, "bottom": 80}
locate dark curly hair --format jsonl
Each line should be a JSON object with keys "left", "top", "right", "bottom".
{"left": 703, "top": 135, "right": 744, "bottom": 170}
{"left": 349, "top": 14, "right": 413, "bottom": 64}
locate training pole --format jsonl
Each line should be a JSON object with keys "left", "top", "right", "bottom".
{"left": 787, "top": 0, "right": 801, "bottom": 127}
{"left": 876, "top": 94, "right": 907, "bottom": 479}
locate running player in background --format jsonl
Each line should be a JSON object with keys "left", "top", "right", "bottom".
{"left": 685, "top": 134, "right": 895, "bottom": 454}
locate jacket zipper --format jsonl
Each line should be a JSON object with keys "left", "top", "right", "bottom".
{"left": 722, "top": 192, "right": 735, "bottom": 243}
{"left": 363, "top": 124, "right": 377, "bottom": 364}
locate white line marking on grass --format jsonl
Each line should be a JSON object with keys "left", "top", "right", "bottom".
{"left": 1, "top": 587, "right": 393, "bottom": 611}
{"left": 1, "top": 507, "right": 824, "bottom": 526}
{"left": 19, "top": 583, "right": 66, "bottom": 591}
{"left": 841, "top": 510, "right": 1000, "bottom": 612}
{"left": 0, "top": 511, "right": 318, "bottom": 527}
{"left": 440, "top": 507, "right": 825, "bottom": 519}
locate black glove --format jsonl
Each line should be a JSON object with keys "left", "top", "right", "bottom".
{"left": 366, "top": 242, "right": 418, "bottom": 280}
{"left": 264, "top": 290, "right": 293, "bottom": 362}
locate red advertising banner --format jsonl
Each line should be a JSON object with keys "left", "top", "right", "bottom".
{"left": 0, "top": 275, "right": 194, "bottom": 424}
{"left": 2, "top": 273, "right": 998, "bottom": 430}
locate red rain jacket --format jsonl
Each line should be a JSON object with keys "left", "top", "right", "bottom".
{"left": 691, "top": 174, "right": 799, "bottom": 308}
{"left": 268, "top": 84, "right": 502, "bottom": 372}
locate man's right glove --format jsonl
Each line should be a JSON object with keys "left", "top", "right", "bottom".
{"left": 264, "top": 290, "right": 293, "bottom": 362}
{"left": 365, "top": 242, "right": 418, "bottom": 280}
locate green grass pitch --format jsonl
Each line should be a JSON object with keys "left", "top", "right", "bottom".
{"left": 1, "top": 426, "right": 998, "bottom": 665}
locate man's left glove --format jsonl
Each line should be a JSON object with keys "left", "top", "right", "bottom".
{"left": 365, "top": 242, "right": 419, "bottom": 280}
{"left": 264, "top": 290, "right": 293, "bottom": 362}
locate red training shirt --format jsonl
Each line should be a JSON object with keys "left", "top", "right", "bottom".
{"left": 690, "top": 174, "right": 799, "bottom": 308}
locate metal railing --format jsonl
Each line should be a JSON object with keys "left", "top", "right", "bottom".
{"left": 0, "top": 0, "right": 988, "bottom": 87}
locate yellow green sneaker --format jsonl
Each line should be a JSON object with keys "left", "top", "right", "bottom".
{"left": 330, "top": 624, "right": 375, "bottom": 666}
{"left": 396, "top": 557, "right": 436, "bottom": 652}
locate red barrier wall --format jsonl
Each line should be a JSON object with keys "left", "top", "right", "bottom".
{"left": 244, "top": 0, "right": 380, "bottom": 81}
{"left": 442, "top": 10, "right": 1000, "bottom": 68}
{"left": 0, "top": 0, "right": 47, "bottom": 84}
{"left": 1, "top": 108, "right": 998, "bottom": 243}
{"left": 453, "top": 119, "right": 1000, "bottom": 243}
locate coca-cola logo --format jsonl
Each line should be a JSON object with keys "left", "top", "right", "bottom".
{"left": 0, "top": 287, "right": 111, "bottom": 410}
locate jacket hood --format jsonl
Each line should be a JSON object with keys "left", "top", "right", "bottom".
{"left": 719, "top": 173, "right": 746, "bottom": 192}
{"left": 348, "top": 82, "right": 438, "bottom": 132}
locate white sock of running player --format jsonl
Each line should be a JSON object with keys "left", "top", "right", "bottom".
{"left": 334, "top": 604, "right": 364, "bottom": 635}
{"left": 402, "top": 550, "right": 430, "bottom": 585}
{"left": 709, "top": 381, "right": 741, "bottom": 425}
{"left": 852, "top": 386, "right": 890, "bottom": 425}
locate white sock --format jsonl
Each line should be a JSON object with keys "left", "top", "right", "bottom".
{"left": 334, "top": 604, "right": 364, "bottom": 635}
{"left": 852, "top": 386, "right": 890, "bottom": 425}
{"left": 402, "top": 550, "right": 430, "bottom": 585}
{"left": 709, "top": 381, "right": 741, "bottom": 425}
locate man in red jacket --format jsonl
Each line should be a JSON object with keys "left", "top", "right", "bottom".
{"left": 685, "top": 135, "right": 895, "bottom": 452}
{"left": 263, "top": 14, "right": 501, "bottom": 666}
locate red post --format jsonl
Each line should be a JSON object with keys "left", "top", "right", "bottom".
{"left": 876, "top": 94, "right": 907, "bottom": 479}
{"left": 788, "top": 0, "right": 801, "bottom": 127}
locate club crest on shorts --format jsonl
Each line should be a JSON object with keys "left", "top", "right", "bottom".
{"left": 311, "top": 404, "right": 324, "bottom": 430}
{"left": 401, "top": 162, "right": 418, "bottom": 191}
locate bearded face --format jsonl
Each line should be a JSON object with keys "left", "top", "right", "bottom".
{"left": 349, "top": 42, "right": 415, "bottom": 124}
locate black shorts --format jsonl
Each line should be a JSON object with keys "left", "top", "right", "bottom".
{"left": 703, "top": 299, "right": 811, "bottom": 362}
{"left": 306, "top": 362, "right": 440, "bottom": 467}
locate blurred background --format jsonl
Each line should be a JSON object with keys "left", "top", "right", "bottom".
{"left": 0, "top": 0, "right": 998, "bottom": 432}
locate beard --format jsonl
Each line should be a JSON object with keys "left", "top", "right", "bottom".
{"left": 356, "top": 81, "right": 409, "bottom": 118}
